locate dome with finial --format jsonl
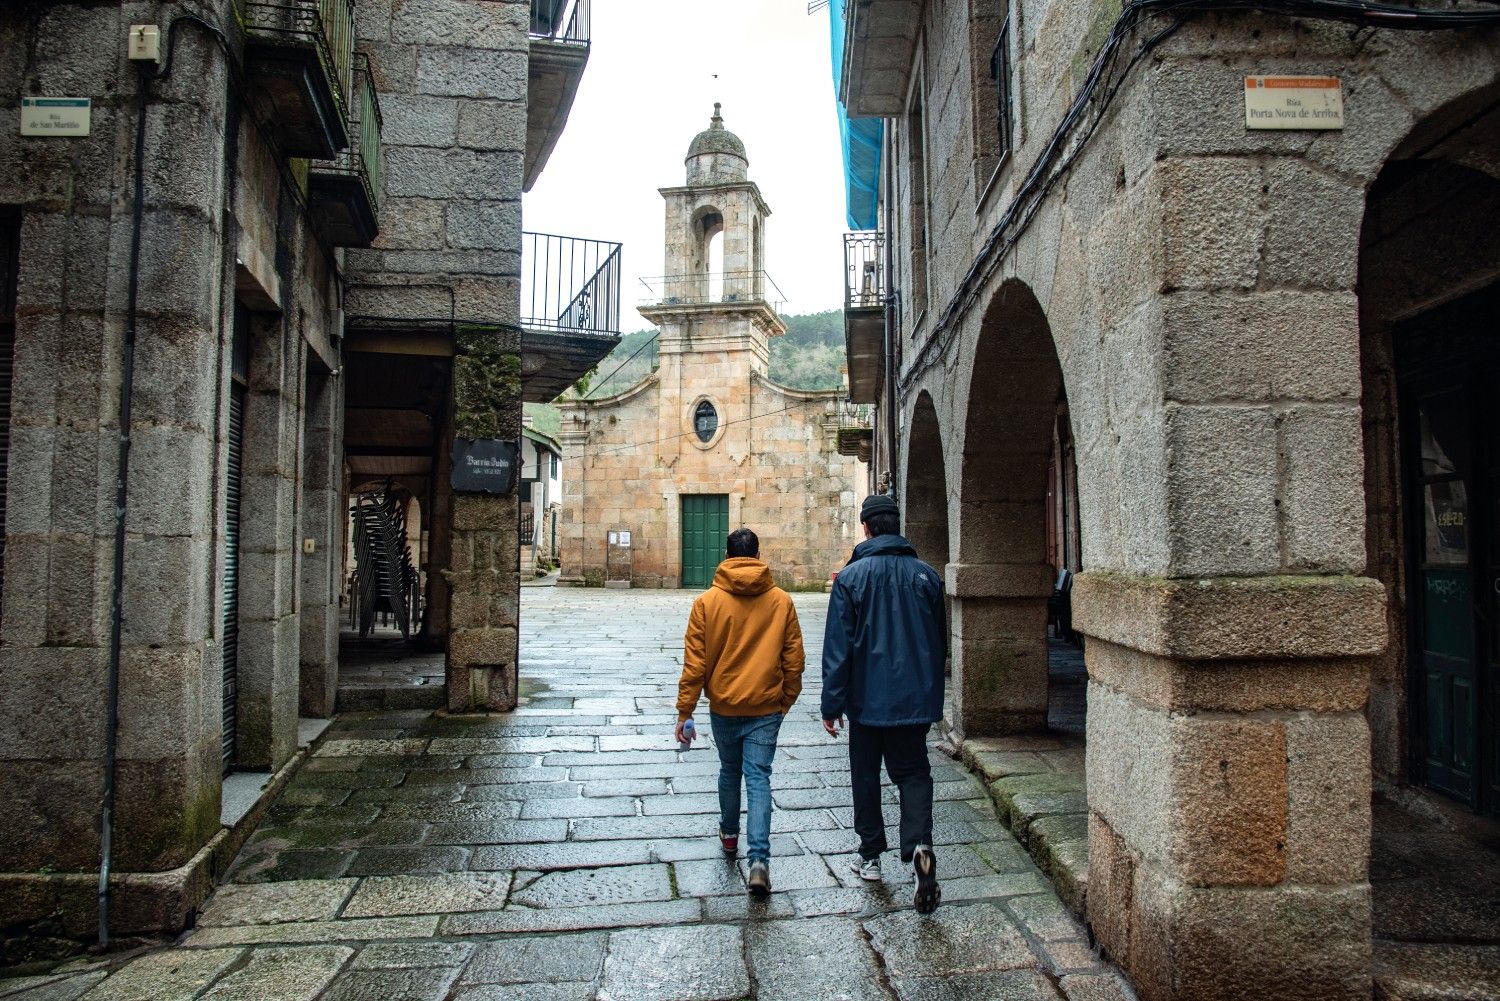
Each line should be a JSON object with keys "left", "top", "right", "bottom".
{"left": 685, "top": 103, "right": 748, "bottom": 184}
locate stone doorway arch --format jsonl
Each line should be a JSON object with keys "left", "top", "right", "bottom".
{"left": 950, "top": 278, "right": 1068, "bottom": 739}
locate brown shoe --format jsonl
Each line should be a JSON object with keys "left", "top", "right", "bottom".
{"left": 747, "top": 860, "right": 771, "bottom": 897}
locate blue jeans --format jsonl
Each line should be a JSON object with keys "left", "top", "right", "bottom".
{"left": 709, "top": 712, "right": 783, "bottom": 862}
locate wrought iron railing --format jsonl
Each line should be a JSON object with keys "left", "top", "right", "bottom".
{"left": 639, "top": 271, "right": 787, "bottom": 314}
{"left": 832, "top": 401, "right": 875, "bottom": 458}
{"left": 519, "top": 511, "right": 536, "bottom": 545}
{"left": 236, "top": 0, "right": 356, "bottom": 122}
{"left": 522, "top": 232, "right": 623, "bottom": 337}
{"left": 844, "top": 231, "right": 886, "bottom": 310}
{"left": 834, "top": 401, "right": 875, "bottom": 430}
{"left": 530, "top": 0, "right": 591, "bottom": 43}
{"left": 312, "top": 53, "right": 384, "bottom": 213}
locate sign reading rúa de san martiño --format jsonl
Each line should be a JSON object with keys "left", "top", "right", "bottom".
{"left": 1245, "top": 76, "right": 1344, "bottom": 130}
{"left": 20, "top": 97, "right": 91, "bottom": 136}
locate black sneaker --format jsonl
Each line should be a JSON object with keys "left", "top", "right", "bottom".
{"left": 912, "top": 845, "right": 940, "bottom": 914}
{"left": 747, "top": 860, "right": 771, "bottom": 897}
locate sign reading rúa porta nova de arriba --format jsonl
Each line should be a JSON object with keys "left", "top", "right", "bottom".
{"left": 450, "top": 438, "right": 519, "bottom": 495}
{"left": 21, "top": 97, "right": 91, "bottom": 136}
{"left": 1245, "top": 76, "right": 1344, "bottom": 130}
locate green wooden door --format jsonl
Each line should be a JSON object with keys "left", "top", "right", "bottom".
{"left": 1397, "top": 286, "right": 1500, "bottom": 813}
{"left": 1409, "top": 389, "right": 1479, "bottom": 804}
{"left": 681, "top": 495, "right": 729, "bottom": 590}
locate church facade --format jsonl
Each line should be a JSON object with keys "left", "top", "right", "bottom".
{"left": 558, "top": 109, "right": 868, "bottom": 591}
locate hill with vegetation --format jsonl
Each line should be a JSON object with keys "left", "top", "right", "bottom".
{"left": 562, "top": 309, "right": 847, "bottom": 401}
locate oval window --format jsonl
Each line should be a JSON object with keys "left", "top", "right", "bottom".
{"left": 694, "top": 400, "right": 719, "bottom": 443}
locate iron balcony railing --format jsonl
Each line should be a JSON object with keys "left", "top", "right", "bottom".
{"left": 312, "top": 53, "right": 384, "bottom": 213}
{"left": 236, "top": 0, "right": 356, "bottom": 122}
{"left": 845, "top": 231, "right": 886, "bottom": 310}
{"left": 639, "top": 271, "right": 787, "bottom": 315}
{"left": 522, "top": 232, "right": 623, "bottom": 337}
{"left": 834, "top": 401, "right": 875, "bottom": 430}
{"left": 832, "top": 401, "right": 875, "bottom": 459}
{"left": 530, "top": 0, "right": 591, "bottom": 43}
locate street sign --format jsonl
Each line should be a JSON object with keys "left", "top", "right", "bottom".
{"left": 450, "top": 438, "right": 519, "bottom": 495}
{"left": 1245, "top": 76, "right": 1343, "bottom": 130}
{"left": 21, "top": 97, "right": 91, "bottom": 136}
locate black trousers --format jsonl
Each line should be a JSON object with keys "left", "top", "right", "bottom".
{"left": 848, "top": 721, "right": 933, "bottom": 862}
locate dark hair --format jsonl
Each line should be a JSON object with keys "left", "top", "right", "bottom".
{"left": 864, "top": 511, "right": 900, "bottom": 537}
{"left": 726, "top": 528, "right": 759, "bottom": 558}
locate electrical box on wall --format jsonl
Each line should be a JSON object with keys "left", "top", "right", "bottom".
{"left": 128, "top": 24, "right": 161, "bottom": 63}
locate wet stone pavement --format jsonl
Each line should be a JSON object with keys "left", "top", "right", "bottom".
{"left": 4, "top": 589, "right": 1132, "bottom": 1001}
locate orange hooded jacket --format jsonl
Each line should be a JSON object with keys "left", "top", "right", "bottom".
{"left": 677, "top": 558, "right": 805, "bottom": 721}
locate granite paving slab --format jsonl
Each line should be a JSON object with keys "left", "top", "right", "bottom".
{"left": 598, "top": 925, "right": 748, "bottom": 1001}
{"left": 49, "top": 590, "right": 1129, "bottom": 1000}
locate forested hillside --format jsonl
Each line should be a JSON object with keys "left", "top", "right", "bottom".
{"left": 563, "top": 309, "right": 846, "bottom": 400}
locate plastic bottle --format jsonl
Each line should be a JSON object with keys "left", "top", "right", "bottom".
{"left": 680, "top": 718, "right": 696, "bottom": 752}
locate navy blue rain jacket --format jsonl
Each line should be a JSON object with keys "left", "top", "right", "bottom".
{"left": 820, "top": 533, "right": 946, "bottom": 726}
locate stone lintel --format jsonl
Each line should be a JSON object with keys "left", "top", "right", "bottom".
{"left": 946, "top": 561, "right": 1055, "bottom": 599}
{"left": 1073, "top": 571, "right": 1387, "bottom": 661}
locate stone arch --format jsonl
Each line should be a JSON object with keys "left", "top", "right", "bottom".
{"left": 1359, "top": 81, "right": 1500, "bottom": 805}
{"left": 688, "top": 204, "right": 724, "bottom": 300}
{"left": 949, "top": 278, "right": 1066, "bottom": 737}
{"left": 903, "top": 390, "right": 950, "bottom": 574}
{"left": 905, "top": 390, "right": 953, "bottom": 672}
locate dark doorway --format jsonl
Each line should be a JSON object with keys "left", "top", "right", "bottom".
{"left": 0, "top": 208, "right": 18, "bottom": 618}
{"left": 1398, "top": 284, "right": 1500, "bottom": 813}
{"left": 222, "top": 303, "right": 250, "bottom": 772}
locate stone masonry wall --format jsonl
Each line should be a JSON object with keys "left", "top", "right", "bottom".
{"left": 558, "top": 335, "right": 865, "bottom": 591}
{"left": 867, "top": 1, "right": 1500, "bottom": 997}
{"left": 348, "top": 0, "right": 529, "bottom": 711}
{"left": 0, "top": 0, "right": 343, "bottom": 944}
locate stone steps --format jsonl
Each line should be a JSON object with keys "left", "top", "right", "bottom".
{"left": 950, "top": 734, "right": 1090, "bottom": 918}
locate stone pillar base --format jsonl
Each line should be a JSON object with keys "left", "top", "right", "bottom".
{"left": 1076, "top": 572, "right": 1385, "bottom": 1001}
{"left": 0, "top": 730, "right": 319, "bottom": 954}
{"left": 946, "top": 562, "right": 1053, "bottom": 738}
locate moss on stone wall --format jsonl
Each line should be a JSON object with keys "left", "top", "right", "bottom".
{"left": 1072, "top": 0, "right": 1125, "bottom": 86}
{"left": 453, "top": 326, "right": 522, "bottom": 440}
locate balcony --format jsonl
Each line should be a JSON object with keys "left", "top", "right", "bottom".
{"left": 838, "top": 0, "right": 922, "bottom": 117}
{"left": 520, "top": 232, "right": 623, "bottom": 403}
{"left": 525, "top": 0, "right": 591, "bottom": 192}
{"left": 309, "top": 55, "right": 383, "bottom": 247}
{"left": 834, "top": 402, "right": 874, "bottom": 462}
{"left": 844, "top": 231, "right": 886, "bottom": 404}
{"left": 236, "top": 0, "right": 353, "bottom": 159}
{"left": 636, "top": 271, "right": 788, "bottom": 335}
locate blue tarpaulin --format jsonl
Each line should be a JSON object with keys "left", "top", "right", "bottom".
{"left": 829, "top": 0, "right": 882, "bottom": 230}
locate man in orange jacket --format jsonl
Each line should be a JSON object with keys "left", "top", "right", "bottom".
{"left": 675, "top": 527, "right": 805, "bottom": 897}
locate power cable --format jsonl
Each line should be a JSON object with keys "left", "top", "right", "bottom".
{"left": 580, "top": 330, "right": 661, "bottom": 400}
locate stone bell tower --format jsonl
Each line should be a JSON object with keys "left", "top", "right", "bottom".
{"left": 638, "top": 104, "right": 785, "bottom": 466}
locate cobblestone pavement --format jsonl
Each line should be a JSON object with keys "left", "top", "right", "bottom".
{"left": 3, "top": 589, "right": 1132, "bottom": 1001}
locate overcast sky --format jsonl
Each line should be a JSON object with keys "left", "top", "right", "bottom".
{"left": 523, "top": 1, "right": 849, "bottom": 324}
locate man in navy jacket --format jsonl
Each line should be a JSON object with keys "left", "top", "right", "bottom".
{"left": 822, "top": 493, "right": 946, "bottom": 913}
